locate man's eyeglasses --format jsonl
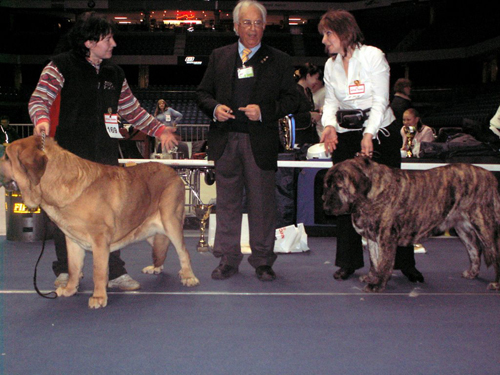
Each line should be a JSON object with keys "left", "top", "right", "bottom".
{"left": 240, "top": 20, "right": 265, "bottom": 28}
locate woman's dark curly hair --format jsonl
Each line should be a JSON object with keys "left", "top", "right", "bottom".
{"left": 69, "top": 12, "right": 116, "bottom": 57}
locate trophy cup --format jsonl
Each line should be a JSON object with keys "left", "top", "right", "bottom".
{"left": 279, "top": 116, "right": 293, "bottom": 151}
{"left": 195, "top": 204, "right": 213, "bottom": 252}
{"left": 404, "top": 125, "right": 417, "bottom": 158}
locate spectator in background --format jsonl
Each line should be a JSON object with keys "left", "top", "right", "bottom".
{"left": 390, "top": 78, "right": 412, "bottom": 130}
{"left": 154, "top": 99, "right": 187, "bottom": 157}
{"left": 154, "top": 99, "right": 183, "bottom": 127}
{"left": 312, "top": 77, "right": 325, "bottom": 138}
{"left": 0, "top": 115, "right": 21, "bottom": 144}
{"left": 292, "top": 63, "right": 322, "bottom": 146}
{"left": 401, "top": 108, "right": 435, "bottom": 152}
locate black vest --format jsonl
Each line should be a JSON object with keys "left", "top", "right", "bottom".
{"left": 52, "top": 51, "right": 125, "bottom": 166}
{"left": 226, "top": 51, "right": 259, "bottom": 133}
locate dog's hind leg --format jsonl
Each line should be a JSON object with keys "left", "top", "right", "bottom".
{"left": 142, "top": 234, "right": 171, "bottom": 275}
{"left": 56, "top": 238, "right": 84, "bottom": 298}
{"left": 488, "top": 232, "right": 500, "bottom": 290}
{"left": 455, "top": 221, "right": 483, "bottom": 280}
{"left": 163, "top": 213, "right": 199, "bottom": 287}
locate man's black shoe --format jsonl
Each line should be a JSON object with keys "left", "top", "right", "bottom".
{"left": 333, "top": 267, "right": 355, "bottom": 280}
{"left": 211, "top": 264, "right": 238, "bottom": 280}
{"left": 401, "top": 266, "right": 424, "bottom": 283}
{"left": 256, "top": 265, "right": 276, "bottom": 281}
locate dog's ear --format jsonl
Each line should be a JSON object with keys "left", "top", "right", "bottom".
{"left": 5, "top": 136, "right": 47, "bottom": 208}
{"left": 351, "top": 161, "right": 372, "bottom": 197}
{"left": 18, "top": 137, "right": 48, "bottom": 186}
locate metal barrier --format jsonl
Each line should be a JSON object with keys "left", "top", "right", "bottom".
{"left": 10, "top": 123, "right": 209, "bottom": 143}
{"left": 10, "top": 124, "right": 34, "bottom": 138}
{"left": 176, "top": 124, "right": 209, "bottom": 142}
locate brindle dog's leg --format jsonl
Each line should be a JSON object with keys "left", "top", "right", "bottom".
{"left": 359, "top": 239, "right": 380, "bottom": 285}
{"left": 454, "top": 223, "right": 482, "bottom": 280}
{"left": 362, "top": 238, "right": 397, "bottom": 292}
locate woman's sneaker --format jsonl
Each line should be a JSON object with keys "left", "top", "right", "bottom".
{"left": 107, "top": 274, "right": 141, "bottom": 291}
{"left": 54, "top": 272, "right": 83, "bottom": 288}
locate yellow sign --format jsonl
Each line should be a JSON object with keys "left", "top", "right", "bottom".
{"left": 13, "top": 203, "right": 41, "bottom": 214}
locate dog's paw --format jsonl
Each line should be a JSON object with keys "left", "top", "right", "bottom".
{"left": 88, "top": 296, "right": 108, "bottom": 309}
{"left": 359, "top": 274, "right": 379, "bottom": 284}
{"left": 364, "top": 283, "right": 385, "bottom": 293}
{"left": 487, "top": 282, "right": 500, "bottom": 291}
{"left": 142, "top": 265, "right": 164, "bottom": 275}
{"left": 462, "top": 269, "right": 479, "bottom": 279}
{"left": 179, "top": 271, "right": 200, "bottom": 287}
{"left": 55, "top": 285, "right": 78, "bottom": 297}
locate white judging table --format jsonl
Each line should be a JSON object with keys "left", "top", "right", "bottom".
{"left": 119, "top": 158, "right": 500, "bottom": 172}
{"left": 118, "top": 158, "right": 334, "bottom": 169}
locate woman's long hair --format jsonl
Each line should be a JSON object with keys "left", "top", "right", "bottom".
{"left": 154, "top": 99, "right": 168, "bottom": 117}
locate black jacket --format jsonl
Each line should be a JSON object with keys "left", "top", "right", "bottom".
{"left": 51, "top": 51, "right": 125, "bottom": 166}
{"left": 196, "top": 43, "right": 300, "bottom": 171}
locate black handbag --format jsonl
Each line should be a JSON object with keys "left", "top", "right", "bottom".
{"left": 336, "top": 108, "right": 370, "bottom": 130}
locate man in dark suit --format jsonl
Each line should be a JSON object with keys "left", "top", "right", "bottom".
{"left": 196, "top": 0, "right": 299, "bottom": 281}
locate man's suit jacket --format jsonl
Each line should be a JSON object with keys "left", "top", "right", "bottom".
{"left": 196, "top": 42, "right": 299, "bottom": 170}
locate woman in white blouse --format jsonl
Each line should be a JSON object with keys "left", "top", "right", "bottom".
{"left": 319, "top": 9, "right": 424, "bottom": 283}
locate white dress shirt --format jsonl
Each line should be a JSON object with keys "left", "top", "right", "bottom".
{"left": 321, "top": 45, "right": 395, "bottom": 137}
{"left": 489, "top": 105, "right": 500, "bottom": 139}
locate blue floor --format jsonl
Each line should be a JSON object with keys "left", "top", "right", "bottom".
{"left": 1, "top": 235, "right": 499, "bottom": 374}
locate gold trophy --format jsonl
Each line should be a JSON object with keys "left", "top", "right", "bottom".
{"left": 195, "top": 204, "right": 213, "bottom": 252}
{"left": 404, "top": 125, "right": 417, "bottom": 158}
{"left": 279, "top": 116, "right": 293, "bottom": 151}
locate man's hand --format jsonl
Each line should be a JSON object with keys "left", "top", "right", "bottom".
{"left": 215, "top": 105, "right": 236, "bottom": 122}
{"left": 159, "top": 127, "right": 179, "bottom": 152}
{"left": 320, "top": 126, "right": 338, "bottom": 154}
{"left": 34, "top": 121, "right": 50, "bottom": 136}
{"left": 238, "top": 104, "right": 261, "bottom": 122}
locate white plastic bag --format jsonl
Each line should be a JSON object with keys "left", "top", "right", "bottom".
{"left": 209, "top": 216, "right": 309, "bottom": 254}
{"left": 274, "top": 223, "right": 309, "bottom": 253}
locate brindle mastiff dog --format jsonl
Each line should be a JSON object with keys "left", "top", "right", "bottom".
{"left": 0, "top": 136, "right": 199, "bottom": 308}
{"left": 323, "top": 156, "right": 500, "bottom": 292}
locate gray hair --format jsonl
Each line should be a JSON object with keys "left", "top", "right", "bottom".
{"left": 233, "top": 0, "right": 267, "bottom": 35}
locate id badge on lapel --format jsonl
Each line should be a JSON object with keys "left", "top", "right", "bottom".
{"left": 238, "top": 66, "right": 254, "bottom": 79}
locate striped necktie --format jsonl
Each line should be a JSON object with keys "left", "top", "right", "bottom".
{"left": 241, "top": 48, "right": 251, "bottom": 64}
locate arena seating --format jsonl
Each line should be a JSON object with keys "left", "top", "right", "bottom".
{"left": 113, "top": 32, "right": 176, "bottom": 55}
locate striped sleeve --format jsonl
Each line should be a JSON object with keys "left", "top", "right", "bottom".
{"left": 28, "top": 62, "right": 64, "bottom": 126}
{"left": 118, "top": 79, "right": 166, "bottom": 137}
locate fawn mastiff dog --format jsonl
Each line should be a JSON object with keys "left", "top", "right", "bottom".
{"left": 0, "top": 136, "right": 199, "bottom": 308}
{"left": 323, "top": 156, "right": 500, "bottom": 292}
